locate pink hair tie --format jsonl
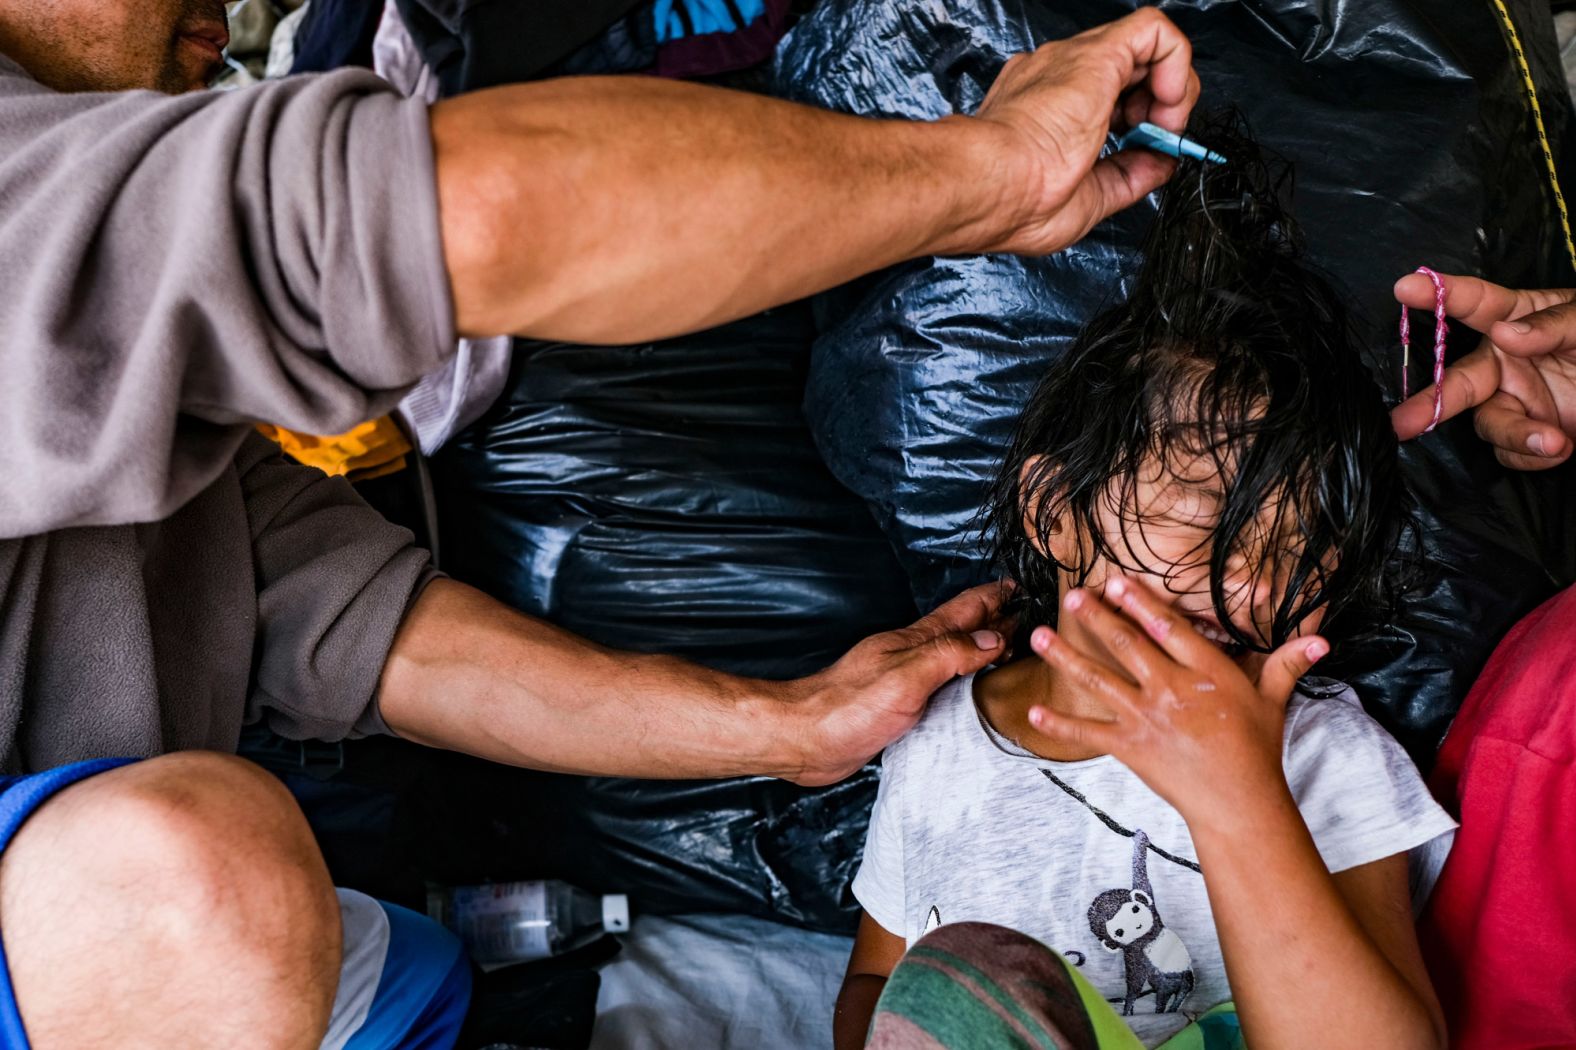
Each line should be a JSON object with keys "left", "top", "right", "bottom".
{"left": 1399, "top": 265, "right": 1448, "bottom": 434}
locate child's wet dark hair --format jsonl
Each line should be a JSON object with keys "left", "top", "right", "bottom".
{"left": 984, "top": 115, "right": 1413, "bottom": 652}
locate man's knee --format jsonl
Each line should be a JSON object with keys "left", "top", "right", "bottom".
{"left": 4, "top": 752, "right": 334, "bottom": 927}
{"left": 0, "top": 753, "right": 341, "bottom": 1048}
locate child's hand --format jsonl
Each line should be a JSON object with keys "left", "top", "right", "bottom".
{"left": 1026, "top": 574, "right": 1327, "bottom": 830}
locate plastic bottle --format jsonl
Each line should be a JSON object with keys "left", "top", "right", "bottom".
{"left": 427, "top": 880, "right": 631, "bottom": 967}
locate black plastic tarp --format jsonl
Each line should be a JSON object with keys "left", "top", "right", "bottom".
{"left": 420, "top": 0, "right": 1576, "bottom": 933}
{"left": 426, "top": 305, "right": 916, "bottom": 931}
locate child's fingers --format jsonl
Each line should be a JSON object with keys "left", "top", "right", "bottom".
{"left": 1102, "top": 574, "right": 1225, "bottom": 673}
{"left": 1059, "top": 588, "right": 1168, "bottom": 685}
{"left": 1257, "top": 635, "right": 1328, "bottom": 705}
{"left": 1028, "top": 626, "right": 1142, "bottom": 717}
{"left": 1026, "top": 704, "right": 1122, "bottom": 756}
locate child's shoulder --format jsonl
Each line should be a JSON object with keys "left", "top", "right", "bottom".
{"left": 1280, "top": 677, "right": 1456, "bottom": 880}
{"left": 921, "top": 672, "right": 978, "bottom": 717}
{"left": 1282, "top": 677, "right": 1389, "bottom": 753}
{"left": 1281, "top": 676, "right": 1430, "bottom": 806}
{"left": 882, "top": 672, "right": 985, "bottom": 766}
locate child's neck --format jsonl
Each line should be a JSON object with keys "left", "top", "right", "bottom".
{"left": 973, "top": 648, "right": 1118, "bottom": 763}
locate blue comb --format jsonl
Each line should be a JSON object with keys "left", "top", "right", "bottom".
{"left": 1117, "top": 122, "right": 1227, "bottom": 165}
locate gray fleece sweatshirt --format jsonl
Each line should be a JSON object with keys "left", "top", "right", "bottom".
{"left": 0, "top": 55, "right": 458, "bottom": 772}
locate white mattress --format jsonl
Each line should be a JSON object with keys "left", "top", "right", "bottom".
{"left": 591, "top": 913, "right": 853, "bottom": 1049}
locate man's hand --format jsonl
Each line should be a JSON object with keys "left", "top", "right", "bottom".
{"left": 1392, "top": 272, "right": 1576, "bottom": 469}
{"left": 972, "top": 8, "right": 1202, "bottom": 256}
{"left": 380, "top": 579, "right": 1009, "bottom": 786}
{"left": 1023, "top": 575, "right": 1324, "bottom": 825}
{"left": 783, "top": 582, "right": 1014, "bottom": 786}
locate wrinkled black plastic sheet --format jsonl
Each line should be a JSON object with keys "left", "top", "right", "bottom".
{"left": 772, "top": 0, "right": 1576, "bottom": 761}
{"left": 430, "top": 306, "right": 916, "bottom": 930}
{"left": 430, "top": 0, "right": 1576, "bottom": 933}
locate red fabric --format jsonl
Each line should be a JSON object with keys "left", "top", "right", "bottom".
{"left": 1420, "top": 584, "right": 1576, "bottom": 1049}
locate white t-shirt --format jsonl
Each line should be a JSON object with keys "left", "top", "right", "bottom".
{"left": 852, "top": 673, "right": 1457, "bottom": 1048}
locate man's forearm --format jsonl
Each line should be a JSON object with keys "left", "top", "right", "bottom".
{"left": 378, "top": 578, "right": 1010, "bottom": 786}
{"left": 433, "top": 76, "right": 1017, "bottom": 342}
{"left": 377, "top": 579, "right": 810, "bottom": 779}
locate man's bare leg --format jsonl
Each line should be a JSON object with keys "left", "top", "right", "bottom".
{"left": 0, "top": 752, "right": 342, "bottom": 1049}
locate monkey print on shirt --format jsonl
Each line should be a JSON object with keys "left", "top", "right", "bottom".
{"left": 925, "top": 828, "right": 1197, "bottom": 1017}
{"left": 920, "top": 826, "right": 1191, "bottom": 1015}
{"left": 1086, "top": 830, "right": 1195, "bottom": 1015}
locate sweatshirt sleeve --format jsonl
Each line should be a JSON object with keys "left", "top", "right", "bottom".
{"left": 0, "top": 60, "right": 456, "bottom": 538}
{"left": 236, "top": 431, "right": 437, "bottom": 741}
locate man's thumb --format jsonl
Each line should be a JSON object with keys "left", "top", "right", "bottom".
{"left": 1258, "top": 636, "right": 1329, "bottom": 705}
{"left": 912, "top": 628, "right": 1006, "bottom": 686}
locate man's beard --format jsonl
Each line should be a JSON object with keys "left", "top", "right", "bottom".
{"left": 154, "top": 0, "right": 229, "bottom": 93}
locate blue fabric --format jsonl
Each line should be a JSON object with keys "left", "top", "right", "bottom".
{"left": 654, "top": 0, "right": 767, "bottom": 42}
{"left": 343, "top": 901, "right": 472, "bottom": 1050}
{"left": 0, "top": 757, "right": 139, "bottom": 1050}
{"left": 290, "top": 0, "right": 385, "bottom": 73}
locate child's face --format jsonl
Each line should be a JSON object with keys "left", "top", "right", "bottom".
{"left": 1030, "top": 444, "right": 1328, "bottom": 668}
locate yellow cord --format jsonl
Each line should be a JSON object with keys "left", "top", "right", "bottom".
{"left": 1490, "top": 0, "right": 1576, "bottom": 275}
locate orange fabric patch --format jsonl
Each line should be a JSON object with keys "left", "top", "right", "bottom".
{"left": 256, "top": 416, "right": 412, "bottom": 480}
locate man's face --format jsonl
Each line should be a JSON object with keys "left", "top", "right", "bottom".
{"left": 0, "top": 0, "right": 229, "bottom": 94}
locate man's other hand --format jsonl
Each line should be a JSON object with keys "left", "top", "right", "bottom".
{"left": 437, "top": 11, "right": 1197, "bottom": 343}
{"left": 973, "top": 8, "right": 1201, "bottom": 256}
{"left": 782, "top": 582, "right": 1013, "bottom": 786}
{"left": 1392, "top": 272, "right": 1576, "bottom": 470}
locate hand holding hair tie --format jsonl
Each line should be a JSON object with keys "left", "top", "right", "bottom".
{"left": 1391, "top": 271, "right": 1576, "bottom": 469}
{"left": 1025, "top": 574, "right": 1326, "bottom": 830}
